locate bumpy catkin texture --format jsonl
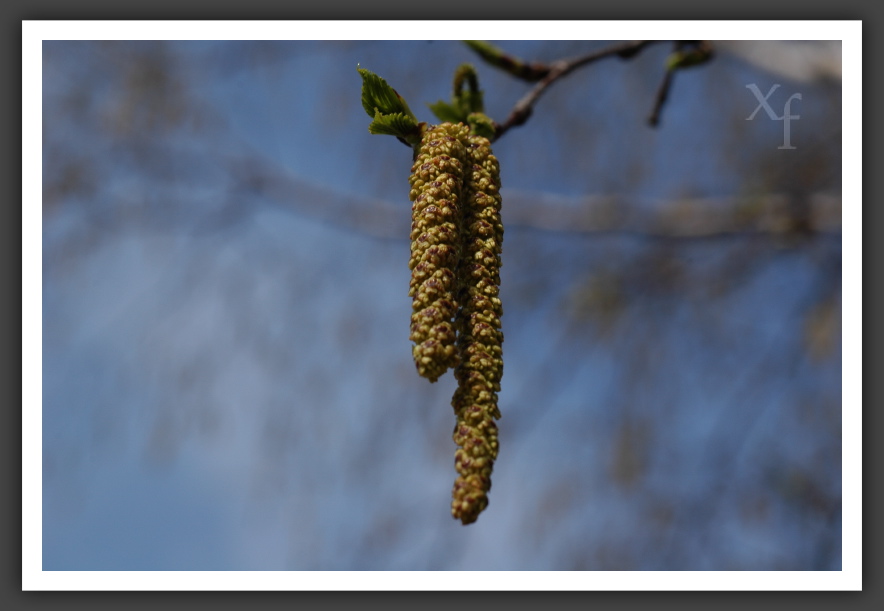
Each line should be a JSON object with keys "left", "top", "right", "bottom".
{"left": 408, "top": 123, "right": 470, "bottom": 382}
{"left": 450, "top": 134, "right": 504, "bottom": 525}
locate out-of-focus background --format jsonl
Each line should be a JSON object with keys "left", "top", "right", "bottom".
{"left": 42, "top": 40, "right": 842, "bottom": 570}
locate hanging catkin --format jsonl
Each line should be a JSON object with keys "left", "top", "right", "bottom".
{"left": 449, "top": 133, "right": 504, "bottom": 525}
{"left": 407, "top": 123, "right": 470, "bottom": 382}
{"left": 359, "top": 66, "right": 508, "bottom": 525}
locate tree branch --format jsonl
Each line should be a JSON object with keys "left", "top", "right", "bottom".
{"left": 227, "top": 151, "right": 842, "bottom": 244}
{"left": 648, "top": 69, "right": 675, "bottom": 127}
{"left": 648, "top": 41, "right": 714, "bottom": 127}
{"left": 491, "top": 41, "right": 659, "bottom": 141}
{"left": 463, "top": 40, "right": 551, "bottom": 82}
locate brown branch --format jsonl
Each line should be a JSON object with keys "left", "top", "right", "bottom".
{"left": 648, "top": 69, "right": 675, "bottom": 127}
{"left": 648, "top": 41, "right": 714, "bottom": 127}
{"left": 463, "top": 40, "right": 551, "bottom": 82}
{"left": 410, "top": 41, "right": 714, "bottom": 144}
{"left": 230, "top": 151, "right": 843, "bottom": 243}
{"left": 492, "top": 41, "right": 659, "bottom": 141}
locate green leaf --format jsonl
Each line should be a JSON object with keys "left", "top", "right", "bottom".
{"left": 367, "top": 110, "right": 419, "bottom": 139}
{"left": 427, "top": 64, "right": 486, "bottom": 125}
{"left": 467, "top": 113, "right": 496, "bottom": 140}
{"left": 427, "top": 100, "right": 464, "bottom": 124}
{"left": 357, "top": 66, "right": 416, "bottom": 121}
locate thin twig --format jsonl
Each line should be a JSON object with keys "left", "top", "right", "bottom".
{"left": 492, "top": 41, "right": 658, "bottom": 141}
{"left": 648, "top": 41, "right": 714, "bottom": 127}
{"left": 648, "top": 69, "right": 675, "bottom": 127}
{"left": 463, "top": 40, "right": 551, "bottom": 82}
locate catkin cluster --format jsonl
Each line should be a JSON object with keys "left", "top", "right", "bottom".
{"left": 408, "top": 123, "right": 470, "bottom": 382}
{"left": 450, "top": 134, "right": 504, "bottom": 525}
{"left": 408, "top": 123, "right": 505, "bottom": 525}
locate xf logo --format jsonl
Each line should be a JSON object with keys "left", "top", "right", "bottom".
{"left": 745, "top": 84, "right": 802, "bottom": 150}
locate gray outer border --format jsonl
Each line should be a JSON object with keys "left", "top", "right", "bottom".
{"left": 15, "top": 0, "right": 871, "bottom": 606}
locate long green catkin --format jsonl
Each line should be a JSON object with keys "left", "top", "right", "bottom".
{"left": 450, "top": 133, "right": 504, "bottom": 525}
{"left": 408, "top": 123, "right": 470, "bottom": 382}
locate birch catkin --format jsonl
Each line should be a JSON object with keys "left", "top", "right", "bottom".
{"left": 450, "top": 134, "right": 504, "bottom": 525}
{"left": 408, "top": 123, "right": 470, "bottom": 382}
{"left": 360, "top": 66, "right": 507, "bottom": 525}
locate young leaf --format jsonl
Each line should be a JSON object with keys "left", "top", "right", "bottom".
{"left": 428, "top": 100, "right": 464, "bottom": 124}
{"left": 367, "top": 110, "right": 419, "bottom": 138}
{"left": 467, "top": 112, "right": 496, "bottom": 140}
{"left": 357, "top": 66, "right": 417, "bottom": 121}
{"left": 428, "top": 64, "right": 486, "bottom": 125}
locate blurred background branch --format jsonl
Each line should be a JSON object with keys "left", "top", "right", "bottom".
{"left": 227, "top": 153, "right": 842, "bottom": 243}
